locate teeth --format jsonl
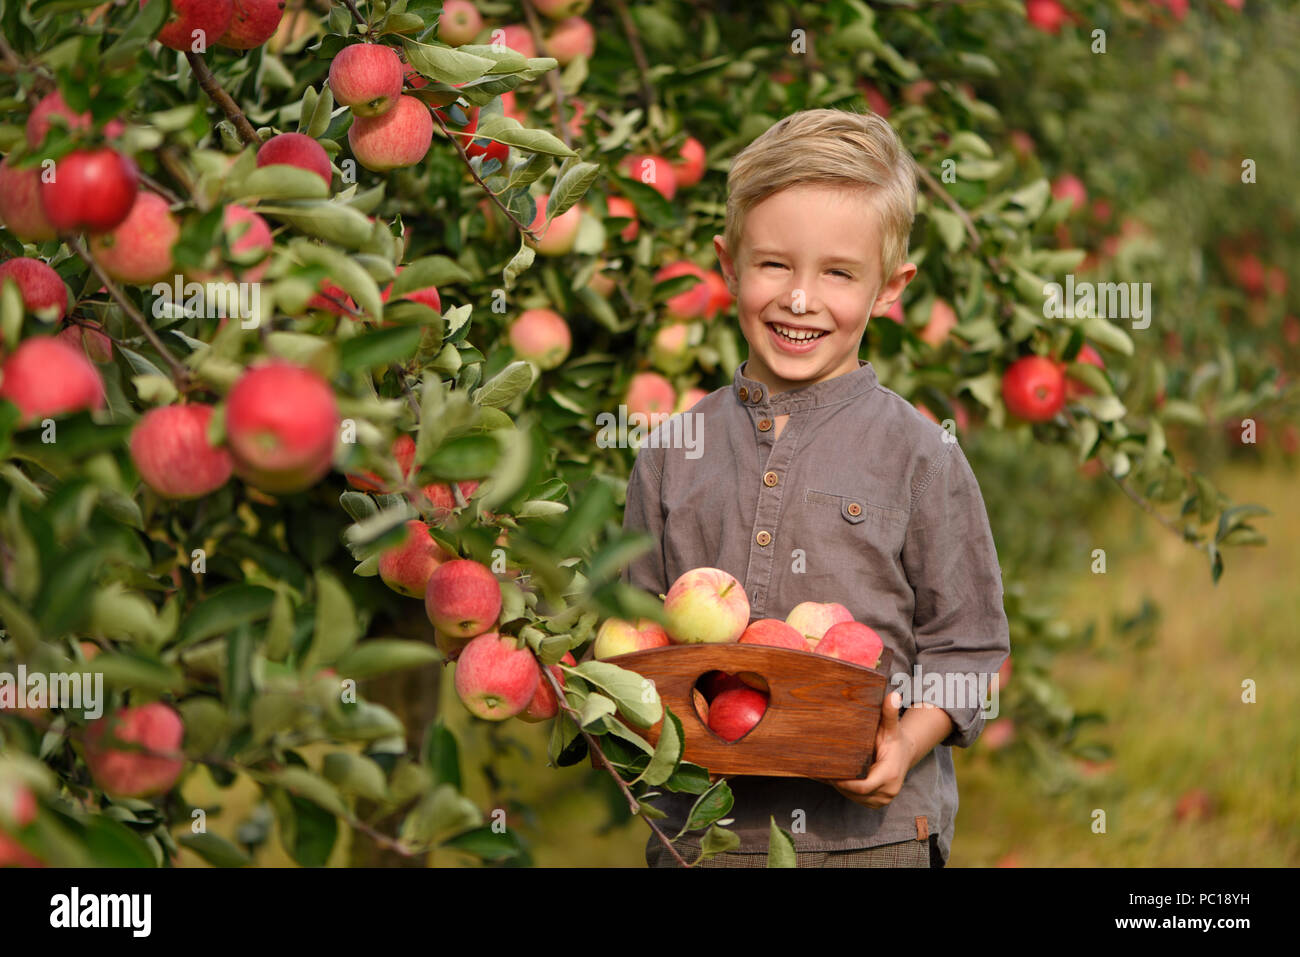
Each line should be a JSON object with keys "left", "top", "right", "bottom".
{"left": 771, "top": 323, "right": 826, "bottom": 342}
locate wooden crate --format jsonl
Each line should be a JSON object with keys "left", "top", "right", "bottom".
{"left": 602, "top": 644, "right": 893, "bottom": 779}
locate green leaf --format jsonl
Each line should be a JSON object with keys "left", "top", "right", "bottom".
{"left": 571, "top": 661, "right": 662, "bottom": 728}
{"left": 578, "top": 692, "right": 617, "bottom": 728}
{"left": 175, "top": 584, "right": 275, "bottom": 648}
{"left": 233, "top": 165, "right": 331, "bottom": 202}
{"left": 271, "top": 767, "right": 350, "bottom": 819}
{"left": 392, "top": 255, "right": 473, "bottom": 294}
{"left": 474, "top": 115, "right": 576, "bottom": 157}
{"left": 304, "top": 570, "right": 362, "bottom": 671}
{"left": 334, "top": 639, "right": 441, "bottom": 678}
{"left": 1082, "top": 317, "right": 1135, "bottom": 357}
{"left": 338, "top": 324, "right": 423, "bottom": 372}
{"left": 440, "top": 825, "right": 527, "bottom": 862}
{"left": 82, "top": 814, "right": 158, "bottom": 867}
{"left": 179, "top": 832, "right": 252, "bottom": 868}
{"left": 767, "top": 818, "right": 797, "bottom": 867}
{"left": 472, "top": 361, "right": 534, "bottom": 408}
{"left": 260, "top": 202, "right": 375, "bottom": 249}
{"left": 696, "top": 824, "right": 741, "bottom": 863}
{"left": 424, "top": 434, "right": 500, "bottom": 480}
{"left": 89, "top": 653, "right": 186, "bottom": 694}
{"left": 680, "top": 779, "right": 734, "bottom": 836}
{"left": 636, "top": 707, "right": 683, "bottom": 786}
{"left": 424, "top": 721, "right": 462, "bottom": 788}
{"left": 291, "top": 239, "right": 383, "bottom": 320}
{"left": 402, "top": 39, "right": 496, "bottom": 85}
{"left": 103, "top": 0, "right": 169, "bottom": 70}
{"left": 547, "top": 161, "right": 600, "bottom": 218}
{"left": 400, "top": 784, "right": 483, "bottom": 848}
{"left": 322, "top": 752, "right": 389, "bottom": 802}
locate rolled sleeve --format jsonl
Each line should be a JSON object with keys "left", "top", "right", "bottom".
{"left": 901, "top": 442, "right": 1011, "bottom": 748}
{"left": 621, "top": 446, "right": 670, "bottom": 598}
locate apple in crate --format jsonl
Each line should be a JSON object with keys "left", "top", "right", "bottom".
{"left": 664, "top": 567, "right": 749, "bottom": 644}
{"left": 785, "top": 601, "right": 853, "bottom": 648}
{"left": 592, "top": 617, "right": 670, "bottom": 659}
{"left": 707, "top": 687, "right": 768, "bottom": 742}
{"left": 738, "top": 618, "right": 810, "bottom": 651}
{"left": 816, "top": 621, "right": 884, "bottom": 669}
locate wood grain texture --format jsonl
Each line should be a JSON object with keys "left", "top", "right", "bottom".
{"left": 606, "top": 644, "right": 892, "bottom": 779}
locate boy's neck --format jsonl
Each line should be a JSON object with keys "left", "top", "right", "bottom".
{"left": 742, "top": 354, "right": 863, "bottom": 397}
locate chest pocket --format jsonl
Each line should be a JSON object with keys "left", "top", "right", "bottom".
{"left": 803, "top": 488, "right": 909, "bottom": 558}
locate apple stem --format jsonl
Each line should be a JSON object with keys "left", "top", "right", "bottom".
{"left": 718, "top": 581, "right": 734, "bottom": 599}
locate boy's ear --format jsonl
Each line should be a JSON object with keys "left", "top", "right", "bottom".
{"left": 713, "top": 235, "right": 738, "bottom": 293}
{"left": 870, "top": 261, "right": 919, "bottom": 316}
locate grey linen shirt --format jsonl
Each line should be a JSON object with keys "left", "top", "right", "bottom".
{"left": 621, "top": 359, "right": 1010, "bottom": 862}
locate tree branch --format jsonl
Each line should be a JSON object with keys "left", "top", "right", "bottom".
{"left": 611, "top": 0, "right": 656, "bottom": 117}
{"left": 185, "top": 51, "right": 260, "bottom": 147}
{"left": 429, "top": 108, "right": 541, "bottom": 243}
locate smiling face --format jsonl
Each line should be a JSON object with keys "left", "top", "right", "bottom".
{"left": 714, "top": 184, "right": 915, "bottom": 395}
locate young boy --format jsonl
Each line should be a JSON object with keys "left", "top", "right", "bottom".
{"left": 623, "top": 109, "right": 1011, "bottom": 868}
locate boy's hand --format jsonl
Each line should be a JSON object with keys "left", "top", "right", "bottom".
{"left": 817, "top": 692, "right": 916, "bottom": 808}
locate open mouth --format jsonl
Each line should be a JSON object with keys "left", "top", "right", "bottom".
{"left": 769, "top": 322, "right": 829, "bottom": 343}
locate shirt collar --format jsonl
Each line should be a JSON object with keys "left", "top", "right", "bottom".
{"left": 732, "top": 359, "right": 880, "bottom": 413}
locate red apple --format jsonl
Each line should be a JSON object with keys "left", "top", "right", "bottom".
{"left": 606, "top": 195, "right": 638, "bottom": 241}
{"left": 509, "top": 308, "right": 571, "bottom": 370}
{"left": 25, "top": 90, "right": 126, "bottom": 146}
{"left": 1051, "top": 173, "right": 1087, "bottom": 213}
{"left": 418, "top": 479, "right": 480, "bottom": 523}
{"left": 620, "top": 154, "right": 677, "bottom": 200}
{"left": 500, "top": 89, "right": 526, "bottom": 124}
{"left": 39, "top": 147, "right": 139, "bottom": 234}
{"left": 453, "top": 632, "right": 539, "bottom": 720}
{"left": 816, "top": 621, "right": 884, "bottom": 668}
{"left": 592, "top": 617, "right": 671, "bottom": 659}
{"left": 1025, "top": 0, "right": 1067, "bottom": 34}
{"left": 381, "top": 265, "right": 441, "bottom": 313}
{"left": 857, "top": 81, "right": 891, "bottom": 117}
{"left": 739, "top": 618, "right": 811, "bottom": 651}
{"left": 655, "top": 260, "right": 712, "bottom": 321}
{"left": 349, "top": 95, "right": 433, "bottom": 171}
{"left": 218, "top": 0, "right": 285, "bottom": 50}
{"left": 494, "top": 24, "right": 536, "bottom": 59}
{"left": 1002, "top": 355, "right": 1066, "bottom": 422}
{"left": 534, "top": 0, "right": 590, "bottom": 20}
{"left": 517, "top": 651, "right": 577, "bottom": 723}
{"left": 0, "top": 258, "right": 69, "bottom": 322}
{"left": 465, "top": 131, "right": 508, "bottom": 168}
{"left": 626, "top": 371, "right": 675, "bottom": 428}
{"left": 1064, "top": 342, "right": 1105, "bottom": 400}
{"left": 58, "top": 320, "right": 113, "bottom": 363}
{"left": 425, "top": 559, "right": 502, "bottom": 638}
{"left": 982, "top": 719, "right": 1015, "bottom": 751}
{"left": 89, "top": 191, "right": 179, "bottom": 284}
{"left": 330, "top": 43, "right": 404, "bottom": 118}
{"left": 0, "top": 156, "right": 57, "bottom": 241}
{"left": 150, "top": 0, "right": 234, "bottom": 51}
{"left": 130, "top": 404, "right": 233, "bottom": 500}
{"left": 664, "top": 567, "right": 750, "bottom": 644}
{"left": 704, "top": 270, "right": 732, "bottom": 318}
{"left": 545, "top": 16, "right": 594, "bottom": 65}
{"left": 84, "top": 703, "right": 185, "bottom": 798}
{"left": 225, "top": 360, "right": 340, "bottom": 493}
{"left": 669, "top": 136, "right": 706, "bottom": 189}
{"left": 217, "top": 204, "right": 274, "bottom": 282}
{"left": 785, "top": 601, "right": 853, "bottom": 649}
{"left": 707, "top": 687, "right": 767, "bottom": 742}
{"left": 527, "top": 193, "right": 583, "bottom": 256}
{"left": 919, "top": 298, "right": 958, "bottom": 347}
{"left": 378, "top": 519, "right": 454, "bottom": 598}
{"left": 0, "top": 337, "right": 104, "bottom": 425}
{"left": 347, "top": 432, "right": 417, "bottom": 492}
{"left": 438, "top": 0, "right": 483, "bottom": 46}
{"left": 257, "top": 132, "right": 332, "bottom": 187}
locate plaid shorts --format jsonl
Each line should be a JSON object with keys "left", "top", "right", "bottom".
{"left": 646, "top": 837, "right": 931, "bottom": 868}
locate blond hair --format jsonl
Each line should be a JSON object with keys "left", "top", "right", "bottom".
{"left": 723, "top": 108, "right": 918, "bottom": 281}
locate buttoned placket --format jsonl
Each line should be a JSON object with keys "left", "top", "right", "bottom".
{"left": 743, "top": 386, "right": 803, "bottom": 619}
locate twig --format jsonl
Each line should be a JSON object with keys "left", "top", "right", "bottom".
{"left": 69, "top": 239, "right": 192, "bottom": 387}
{"left": 611, "top": 0, "right": 656, "bottom": 116}
{"left": 185, "top": 51, "right": 260, "bottom": 146}
{"left": 139, "top": 171, "right": 182, "bottom": 206}
{"left": 1108, "top": 473, "right": 1209, "bottom": 553}
{"left": 429, "top": 108, "right": 541, "bottom": 242}
{"left": 521, "top": 0, "right": 572, "bottom": 150}
{"left": 540, "top": 662, "right": 693, "bottom": 867}
{"left": 915, "top": 162, "right": 983, "bottom": 253}
{"left": 341, "top": 0, "right": 366, "bottom": 28}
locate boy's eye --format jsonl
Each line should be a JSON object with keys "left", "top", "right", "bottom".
{"left": 830, "top": 270, "right": 852, "bottom": 278}
{"left": 761, "top": 261, "right": 786, "bottom": 268}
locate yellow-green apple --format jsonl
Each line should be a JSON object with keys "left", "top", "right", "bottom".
{"left": 1051, "top": 173, "right": 1086, "bottom": 213}
{"left": 425, "top": 559, "right": 502, "bottom": 637}
{"left": 89, "top": 191, "right": 179, "bottom": 284}
{"left": 84, "top": 702, "right": 185, "bottom": 798}
{"left": 664, "top": 567, "right": 750, "bottom": 644}
{"left": 625, "top": 371, "right": 675, "bottom": 428}
{"left": 673, "top": 387, "right": 708, "bottom": 414}
{"left": 816, "top": 621, "right": 884, "bottom": 668}
{"left": 544, "top": 16, "right": 594, "bottom": 65}
{"left": 707, "top": 686, "right": 767, "bottom": 742}
{"left": 606, "top": 195, "right": 638, "bottom": 241}
{"left": 651, "top": 322, "right": 691, "bottom": 374}
{"left": 349, "top": 95, "right": 433, "bottom": 171}
{"left": 592, "top": 617, "right": 670, "bottom": 659}
{"left": 0, "top": 784, "right": 41, "bottom": 868}
{"left": 704, "top": 269, "right": 732, "bottom": 318}
{"left": 39, "top": 147, "right": 139, "bottom": 234}
{"left": 418, "top": 480, "right": 480, "bottom": 523}
{"left": 785, "top": 601, "right": 853, "bottom": 648}
{"left": 0, "top": 156, "right": 57, "bottom": 241}
{"left": 25, "top": 90, "right": 125, "bottom": 145}
{"left": 0, "top": 337, "right": 104, "bottom": 425}
{"left": 0, "top": 258, "right": 69, "bottom": 322}
{"left": 1026, "top": 0, "right": 1067, "bottom": 33}
{"left": 58, "top": 320, "right": 113, "bottom": 363}
{"left": 494, "top": 24, "right": 536, "bottom": 58}
{"left": 669, "top": 135, "right": 706, "bottom": 188}
{"left": 130, "top": 404, "right": 233, "bottom": 500}
{"left": 330, "top": 43, "right": 404, "bottom": 117}
{"left": 739, "top": 618, "right": 810, "bottom": 651}
{"left": 225, "top": 360, "right": 340, "bottom": 493}
{"left": 381, "top": 265, "right": 441, "bottom": 312}
{"left": 256, "top": 131, "right": 332, "bottom": 186}
{"left": 1002, "top": 355, "right": 1065, "bottom": 422}
{"left": 453, "top": 632, "right": 539, "bottom": 721}
{"left": 919, "top": 298, "right": 957, "bottom": 347}
{"left": 378, "top": 519, "right": 454, "bottom": 598}
{"left": 347, "top": 432, "right": 416, "bottom": 492}
{"left": 535, "top": 0, "right": 590, "bottom": 19}
{"left": 527, "top": 193, "right": 582, "bottom": 256}
{"left": 438, "top": 0, "right": 483, "bottom": 45}
{"left": 620, "top": 154, "right": 677, "bottom": 200}
{"left": 1064, "top": 342, "right": 1105, "bottom": 400}
{"left": 509, "top": 308, "right": 571, "bottom": 370}
{"left": 218, "top": 0, "right": 285, "bottom": 49}
{"left": 149, "top": 0, "right": 234, "bottom": 51}
{"left": 517, "top": 651, "right": 577, "bottom": 723}
{"left": 655, "top": 261, "right": 712, "bottom": 320}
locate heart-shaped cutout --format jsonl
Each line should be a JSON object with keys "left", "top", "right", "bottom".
{"left": 693, "top": 670, "right": 770, "bottom": 743}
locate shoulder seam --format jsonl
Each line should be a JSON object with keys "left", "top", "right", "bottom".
{"left": 910, "top": 439, "right": 955, "bottom": 511}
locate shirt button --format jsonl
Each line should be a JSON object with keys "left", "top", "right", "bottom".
{"left": 763, "top": 471, "right": 779, "bottom": 487}
{"left": 847, "top": 502, "right": 863, "bottom": 517}
{"left": 755, "top": 530, "right": 772, "bottom": 546}
{"left": 752, "top": 387, "right": 764, "bottom": 402}
{"left": 758, "top": 419, "right": 772, "bottom": 432}
{"left": 738, "top": 386, "right": 749, "bottom": 401}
